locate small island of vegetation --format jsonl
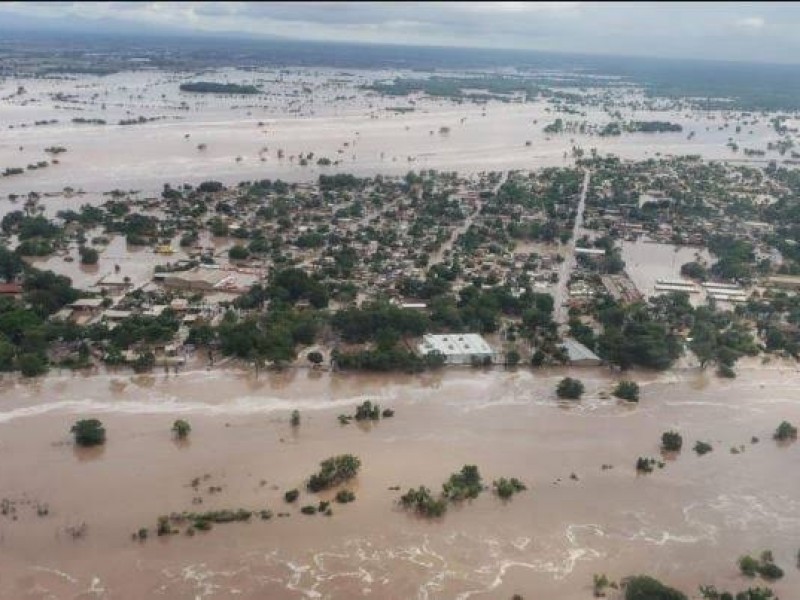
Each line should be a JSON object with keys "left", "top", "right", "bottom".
{"left": 179, "top": 82, "right": 261, "bottom": 95}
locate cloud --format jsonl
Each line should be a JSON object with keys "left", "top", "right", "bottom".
{"left": 0, "top": 2, "right": 797, "bottom": 63}
{"left": 736, "top": 16, "right": 765, "bottom": 29}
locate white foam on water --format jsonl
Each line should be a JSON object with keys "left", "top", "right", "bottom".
{"left": 31, "top": 565, "right": 79, "bottom": 584}
{"left": 0, "top": 391, "right": 400, "bottom": 424}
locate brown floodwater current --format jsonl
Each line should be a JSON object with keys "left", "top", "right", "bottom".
{"left": 1, "top": 362, "right": 799, "bottom": 599}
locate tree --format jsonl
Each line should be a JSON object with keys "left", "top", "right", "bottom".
{"left": 291, "top": 410, "right": 300, "bottom": 427}
{"left": 773, "top": 420, "right": 797, "bottom": 441}
{"left": 307, "top": 454, "right": 361, "bottom": 492}
{"left": 493, "top": 477, "right": 526, "bottom": 499}
{"left": 17, "top": 353, "right": 47, "bottom": 377}
{"left": 680, "top": 261, "right": 708, "bottom": 281}
{"left": 693, "top": 441, "right": 713, "bottom": 455}
{"left": 613, "top": 380, "right": 640, "bottom": 402}
{"left": 505, "top": 349, "right": 521, "bottom": 366}
{"left": 307, "top": 351, "right": 323, "bottom": 366}
{"left": 79, "top": 246, "right": 99, "bottom": 265}
{"left": 228, "top": 245, "right": 249, "bottom": 260}
{"left": 622, "top": 575, "right": 687, "bottom": 600}
{"left": 71, "top": 419, "right": 106, "bottom": 447}
{"left": 172, "top": 419, "right": 191, "bottom": 439}
{"left": 661, "top": 431, "right": 683, "bottom": 452}
{"left": 556, "top": 377, "right": 585, "bottom": 400}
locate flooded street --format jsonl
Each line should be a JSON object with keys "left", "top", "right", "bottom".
{"left": 1, "top": 365, "right": 798, "bottom": 599}
{"left": 622, "top": 239, "right": 713, "bottom": 299}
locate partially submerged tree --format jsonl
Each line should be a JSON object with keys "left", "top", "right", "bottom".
{"left": 71, "top": 419, "right": 106, "bottom": 447}
{"left": 172, "top": 419, "right": 191, "bottom": 439}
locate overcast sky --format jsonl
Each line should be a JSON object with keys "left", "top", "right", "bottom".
{"left": 1, "top": 1, "right": 798, "bottom": 64}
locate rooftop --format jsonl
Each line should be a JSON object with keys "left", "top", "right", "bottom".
{"left": 561, "top": 337, "right": 601, "bottom": 363}
{"left": 419, "top": 333, "right": 494, "bottom": 357}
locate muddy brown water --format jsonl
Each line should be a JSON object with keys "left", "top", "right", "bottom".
{"left": 1, "top": 363, "right": 798, "bottom": 599}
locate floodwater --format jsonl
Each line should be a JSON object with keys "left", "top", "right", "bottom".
{"left": 622, "top": 238, "right": 713, "bottom": 299}
{"left": 1, "top": 364, "right": 799, "bottom": 599}
{"left": 0, "top": 68, "right": 786, "bottom": 199}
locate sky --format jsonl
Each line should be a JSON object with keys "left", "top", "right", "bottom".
{"left": 0, "top": 1, "right": 798, "bottom": 64}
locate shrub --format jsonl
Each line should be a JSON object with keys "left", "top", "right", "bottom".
{"left": 622, "top": 575, "right": 687, "bottom": 600}
{"left": 613, "top": 380, "right": 640, "bottom": 402}
{"left": 300, "top": 505, "right": 317, "bottom": 515}
{"left": 172, "top": 419, "right": 191, "bottom": 439}
{"left": 71, "top": 419, "right": 106, "bottom": 446}
{"left": 636, "top": 457, "right": 655, "bottom": 473}
{"left": 739, "top": 555, "right": 760, "bottom": 577}
{"left": 284, "top": 489, "right": 299, "bottom": 503}
{"left": 79, "top": 246, "right": 99, "bottom": 265}
{"left": 290, "top": 410, "right": 300, "bottom": 427}
{"left": 228, "top": 245, "right": 249, "bottom": 260}
{"left": 593, "top": 573, "right": 611, "bottom": 598}
{"left": 773, "top": 421, "right": 797, "bottom": 441}
{"left": 493, "top": 477, "right": 527, "bottom": 499}
{"left": 335, "top": 489, "right": 355, "bottom": 503}
{"left": 18, "top": 353, "right": 47, "bottom": 377}
{"left": 506, "top": 349, "right": 521, "bottom": 366}
{"left": 693, "top": 441, "right": 713, "bottom": 456}
{"left": 382, "top": 409, "right": 395, "bottom": 418}
{"left": 661, "top": 431, "right": 683, "bottom": 452}
{"left": 400, "top": 486, "right": 447, "bottom": 517}
{"left": 556, "top": 377, "right": 585, "bottom": 400}
{"left": 307, "top": 351, "right": 323, "bottom": 365}
{"left": 157, "top": 516, "right": 172, "bottom": 536}
{"left": 442, "top": 465, "right": 483, "bottom": 501}
{"left": 757, "top": 562, "right": 783, "bottom": 580}
{"left": 354, "top": 400, "right": 381, "bottom": 421}
{"left": 307, "top": 454, "right": 361, "bottom": 492}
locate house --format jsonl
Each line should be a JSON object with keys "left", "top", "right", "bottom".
{"left": 0, "top": 282, "right": 23, "bottom": 297}
{"left": 418, "top": 333, "right": 496, "bottom": 365}
{"left": 69, "top": 298, "right": 104, "bottom": 313}
{"left": 561, "top": 338, "right": 602, "bottom": 367}
{"left": 96, "top": 274, "right": 133, "bottom": 292}
{"left": 158, "top": 268, "right": 230, "bottom": 292}
{"left": 767, "top": 275, "right": 800, "bottom": 291}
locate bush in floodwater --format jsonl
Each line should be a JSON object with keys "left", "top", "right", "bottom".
{"left": 773, "top": 421, "right": 797, "bottom": 441}
{"left": 335, "top": 489, "right": 355, "bottom": 503}
{"left": 284, "top": 489, "right": 299, "bottom": 503}
{"left": 157, "top": 516, "right": 172, "bottom": 536}
{"left": 354, "top": 400, "right": 380, "bottom": 421}
{"left": 300, "top": 505, "right": 317, "bottom": 515}
{"left": 306, "top": 454, "right": 361, "bottom": 492}
{"left": 622, "top": 575, "right": 687, "bottom": 600}
{"left": 636, "top": 457, "right": 656, "bottom": 473}
{"left": 740, "top": 554, "right": 765, "bottom": 578}
{"left": 556, "top": 377, "right": 584, "bottom": 400}
{"left": 493, "top": 477, "right": 527, "bottom": 499}
{"left": 399, "top": 486, "right": 447, "bottom": 517}
{"left": 172, "top": 419, "right": 191, "bottom": 439}
{"left": 442, "top": 465, "right": 483, "bottom": 501}
{"left": 290, "top": 410, "right": 300, "bottom": 427}
{"left": 613, "top": 380, "right": 640, "bottom": 402}
{"left": 693, "top": 441, "right": 713, "bottom": 456}
{"left": 661, "top": 431, "right": 683, "bottom": 452}
{"left": 71, "top": 419, "right": 106, "bottom": 447}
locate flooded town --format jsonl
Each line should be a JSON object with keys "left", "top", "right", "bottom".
{"left": 0, "top": 3, "right": 799, "bottom": 600}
